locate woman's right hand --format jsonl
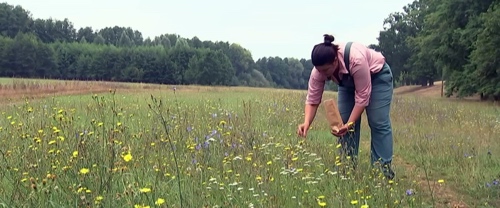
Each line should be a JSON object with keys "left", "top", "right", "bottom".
{"left": 297, "top": 123, "right": 310, "bottom": 138}
{"left": 298, "top": 103, "right": 319, "bottom": 138}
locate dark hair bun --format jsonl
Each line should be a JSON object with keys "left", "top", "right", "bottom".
{"left": 323, "top": 34, "right": 335, "bottom": 45}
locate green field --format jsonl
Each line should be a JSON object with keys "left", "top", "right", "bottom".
{"left": 0, "top": 79, "right": 498, "bottom": 208}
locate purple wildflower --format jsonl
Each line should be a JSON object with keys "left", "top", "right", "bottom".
{"left": 406, "top": 189, "right": 414, "bottom": 196}
{"left": 485, "top": 179, "right": 498, "bottom": 187}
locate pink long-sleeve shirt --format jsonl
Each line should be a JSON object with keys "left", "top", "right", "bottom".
{"left": 305, "top": 42, "right": 386, "bottom": 107}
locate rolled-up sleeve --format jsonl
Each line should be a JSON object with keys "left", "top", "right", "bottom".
{"left": 305, "top": 68, "right": 326, "bottom": 105}
{"left": 351, "top": 58, "right": 372, "bottom": 107}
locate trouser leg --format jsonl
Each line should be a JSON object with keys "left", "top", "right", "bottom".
{"left": 337, "top": 85, "right": 360, "bottom": 166}
{"left": 366, "top": 63, "right": 395, "bottom": 179}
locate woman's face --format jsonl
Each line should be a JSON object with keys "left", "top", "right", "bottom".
{"left": 315, "top": 58, "right": 338, "bottom": 76}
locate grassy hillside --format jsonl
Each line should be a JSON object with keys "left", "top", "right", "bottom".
{"left": 394, "top": 81, "right": 496, "bottom": 104}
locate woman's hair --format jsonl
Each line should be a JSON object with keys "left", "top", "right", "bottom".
{"left": 311, "top": 34, "right": 340, "bottom": 66}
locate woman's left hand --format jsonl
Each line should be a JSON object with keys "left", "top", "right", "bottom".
{"left": 331, "top": 123, "right": 353, "bottom": 137}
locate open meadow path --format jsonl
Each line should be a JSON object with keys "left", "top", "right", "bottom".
{"left": 392, "top": 156, "right": 469, "bottom": 208}
{"left": 354, "top": 124, "right": 473, "bottom": 208}
{"left": 390, "top": 82, "right": 497, "bottom": 207}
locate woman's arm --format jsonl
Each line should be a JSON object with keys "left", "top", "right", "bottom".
{"left": 347, "top": 57, "right": 372, "bottom": 124}
{"left": 304, "top": 68, "right": 327, "bottom": 125}
{"left": 303, "top": 103, "right": 320, "bottom": 126}
{"left": 346, "top": 105, "right": 365, "bottom": 127}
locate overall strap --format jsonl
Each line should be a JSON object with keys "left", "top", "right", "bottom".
{"left": 344, "top": 42, "right": 353, "bottom": 73}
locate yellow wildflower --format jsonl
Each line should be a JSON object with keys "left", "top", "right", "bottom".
{"left": 155, "top": 198, "right": 165, "bottom": 205}
{"left": 79, "top": 168, "right": 89, "bottom": 174}
{"left": 123, "top": 153, "right": 133, "bottom": 162}
{"left": 139, "top": 188, "right": 151, "bottom": 193}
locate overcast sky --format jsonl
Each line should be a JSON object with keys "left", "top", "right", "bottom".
{"left": 6, "top": 0, "right": 413, "bottom": 60}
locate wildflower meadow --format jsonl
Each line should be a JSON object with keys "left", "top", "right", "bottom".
{"left": 0, "top": 80, "right": 498, "bottom": 208}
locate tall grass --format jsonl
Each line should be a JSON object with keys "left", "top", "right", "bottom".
{"left": 0, "top": 86, "right": 498, "bottom": 207}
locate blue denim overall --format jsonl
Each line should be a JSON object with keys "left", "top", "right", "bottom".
{"left": 337, "top": 42, "right": 395, "bottom": 179}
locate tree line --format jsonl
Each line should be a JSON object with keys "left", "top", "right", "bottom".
{"left": 371, "top": 0, "right": 500, "bottom": 100}
{"left": 0, "top": 2, "right": 316, "bottom": 90}
{"left": 0, "top": 0, "right": 499, "bottom": 100}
